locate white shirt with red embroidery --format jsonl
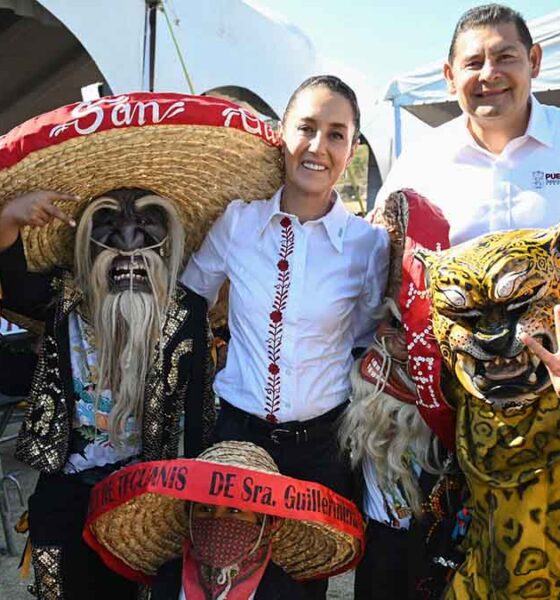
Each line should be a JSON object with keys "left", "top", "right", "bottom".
{"left": 181, "top": 187, "right": 390, "bottom": 423}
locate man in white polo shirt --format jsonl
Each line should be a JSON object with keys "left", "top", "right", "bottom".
{"left": 376, "top": 3, "right": 560, "bottom": 246}
{"left": 362, "top": 5, "right": 560, "bottom": 599}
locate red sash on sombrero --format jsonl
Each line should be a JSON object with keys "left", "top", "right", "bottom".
{"left": 83, "top": 458, "right": 365, "bottom": 584}
{"left": 0, "top": 93, "right": 279, "bottom": 170}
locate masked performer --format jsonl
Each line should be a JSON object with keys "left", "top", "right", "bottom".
{"left": 0, "top": 93, "right": 282, "bottom": 599}
{"left": 417, "top": 225, "right": 560, "bottom": 599}
{"left": 83, "top": 441, "right": 365, "bottom": 600}
{"left": 341, "top": 190, "right": 467, "bottom": 599}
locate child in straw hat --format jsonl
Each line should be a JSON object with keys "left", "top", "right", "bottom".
{"left": 83, "top": 441, "right": 365, "bottom": 600}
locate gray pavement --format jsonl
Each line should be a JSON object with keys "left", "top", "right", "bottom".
{"left": 0, "top": 420, "right": 353, "bottom": 599}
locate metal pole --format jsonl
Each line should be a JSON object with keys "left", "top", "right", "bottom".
{"left": 394, "top": 103, "right": 403, "bottom": 158}
{"left": 366, "top": 141, "right": 383, "bottom": 211}
{"left": 0, "top": 455, "right": 17, "bottom": 556}
{"left": 143, "top": 1, "right": 159, "bottom": 91}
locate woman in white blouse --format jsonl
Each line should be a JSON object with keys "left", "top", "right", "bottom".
{"left": 182, "top": 77, "right": 389, "bottom": 596}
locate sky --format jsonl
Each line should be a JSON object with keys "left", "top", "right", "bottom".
{"left": 249, "top": 0, "right": 560, "bottom": 92}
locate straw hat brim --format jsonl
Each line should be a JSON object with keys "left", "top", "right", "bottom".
{"left": 85, "top": 457, "right": 363, "bottom": 583}
{"left": 0, "top": 124, "right": 282, "bottom": 272}
{"left": 90, "top": 492, "right": 360, "bottom": 582}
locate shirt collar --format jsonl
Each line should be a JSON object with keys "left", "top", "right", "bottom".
{"left": 446, "top": 116, "right": 475, "bottom": 157}
{"left": 455, "top": 94, "right": 553, "bottom": 153}
{"left": 524, "top": 95, "right": 553, "bottom": 148}
{"left": 259, "top": 186, "right": 349, "bottom": 253}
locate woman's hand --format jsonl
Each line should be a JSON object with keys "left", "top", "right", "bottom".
{"left": 519, "top": 305, "right": 560, "bottom": 396}
{"left": 0, "top": 190, "right": 78, "bottom": 252}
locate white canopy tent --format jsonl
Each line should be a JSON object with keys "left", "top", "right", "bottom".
{"left": 383, "top": 9, "right": 560, "bottom": 156}
{"left": 0, "top": 0, "right": 319, "bottom": 128}
{"left": 0, "top": 0, "right": 383, "bottom": 200}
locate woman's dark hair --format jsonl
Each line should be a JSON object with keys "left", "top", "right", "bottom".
{"left": 283, "top": 75, "right": 361, "bottom": 143}
{"left": 448, "top": 4, "right": 533, "bottom": 63}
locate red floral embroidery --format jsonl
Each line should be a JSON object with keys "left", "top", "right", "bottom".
{"left": 264, "top": 217, "right": 294, "bottom": 422}
{"left": 270, "top": 310, "right": 282, "bottom": 323}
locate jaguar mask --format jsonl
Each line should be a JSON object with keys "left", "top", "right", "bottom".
{"left": 419, "top": 227, "right": 560, "bottom": 412}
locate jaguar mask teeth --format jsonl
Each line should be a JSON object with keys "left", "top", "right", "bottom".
{"left": 454, "top": 344, "right": 551, "bottom": 408}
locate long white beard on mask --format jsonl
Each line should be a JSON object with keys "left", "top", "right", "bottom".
{"left": 87, "top": 250, "right": 169, "bottom": 445}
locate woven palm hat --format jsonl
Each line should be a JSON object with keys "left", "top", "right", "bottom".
{"left": 84, "top": 441, "right": 364, "bottom": 584}
{"left": 0, "top": 92, "right": 282, "bottom": 272}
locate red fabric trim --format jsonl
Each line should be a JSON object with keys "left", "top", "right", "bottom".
{"left": 360, "top": 348, "right": 418, "bottom": 405}
{"left": 181, "top": 542, "right": 271, "bottom": 599}
{"left": 264, "top": 216, "right": 294, "bottom": 422}
{"left": 0, "top": 93, "right": 280, "bottom": 170}
{"left": 397, "top": 190, "right": 456, "bottom": 450}
{"left": 85, "top": 461, "right": 363, "bottom": 536}
{"left": 82, "top": 526, "right": 153, "bottom": 585}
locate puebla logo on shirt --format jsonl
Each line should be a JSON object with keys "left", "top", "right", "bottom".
{"left": 533, "top": 171, "right": 560, "bottom": 189}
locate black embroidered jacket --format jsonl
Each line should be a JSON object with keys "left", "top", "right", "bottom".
{"left": 0, "top": 237, "right": 215, "bottom": 473}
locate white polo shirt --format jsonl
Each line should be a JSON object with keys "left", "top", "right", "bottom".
{"left": 376, "top": 96, "right": 560, "bottom": 245}
{"left": 181, "top": 187, "right": 390, "bottom": 423}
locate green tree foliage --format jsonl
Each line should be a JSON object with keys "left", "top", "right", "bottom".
{"left": 336, "top": 144, "right": 368, "bottom": 215}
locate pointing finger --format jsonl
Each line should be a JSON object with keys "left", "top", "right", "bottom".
{"left": 555, "top": 305, "right": 560, "bottom": 350}
{"left": 44, "top": 202, "right": 77, "bottom": 227}
{"left": 43, "top": 190, "right": 80, "bottom": 203}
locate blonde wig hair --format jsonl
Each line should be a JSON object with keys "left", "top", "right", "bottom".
{"left": 340, "top": 301, "right": 444, "bottom": 516}
{"left": 73, "top": 193, "right": 185, "bottom": 444}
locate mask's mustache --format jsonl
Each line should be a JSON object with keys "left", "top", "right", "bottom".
{"left": 91, "top": 242, "right": 170, "bottom": 306}
{"left": 90, "top": 243, "right": 169, "bottom": 384}
{"left": 90, "top": 236, "right": 169, "bottom": 257}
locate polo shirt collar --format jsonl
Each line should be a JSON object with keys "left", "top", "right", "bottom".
{"left": 525, "top": 95, "right": 554, "bottom": 148}
{"left": 259, "top": 186, "right": 349, "bottom": 253}
{"left": 456, "top": 94, "right": 553, "bottom": 153}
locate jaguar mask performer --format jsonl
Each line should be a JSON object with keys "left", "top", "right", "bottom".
{"left": 419, "top": 226, "right": 560, "bottom": 599}
{"left": 421, "top": 230, "right": 557, "bottom": 412}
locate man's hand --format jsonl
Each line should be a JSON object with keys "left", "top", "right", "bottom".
{"left": 0, "top": 190, "right": 78, "bottom": 252}
{"left": 2, "top": 190, "right": 77, "bottom": 228}
{"left": 519, "top": 305, "right": 560, "bottom": 396}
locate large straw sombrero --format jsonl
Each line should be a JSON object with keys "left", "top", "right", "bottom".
{"left": 0, "top": 92, "right": 283, "bottom": 272}
{"left": 83, "top": 441, "right": 364, "bottom": 584}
